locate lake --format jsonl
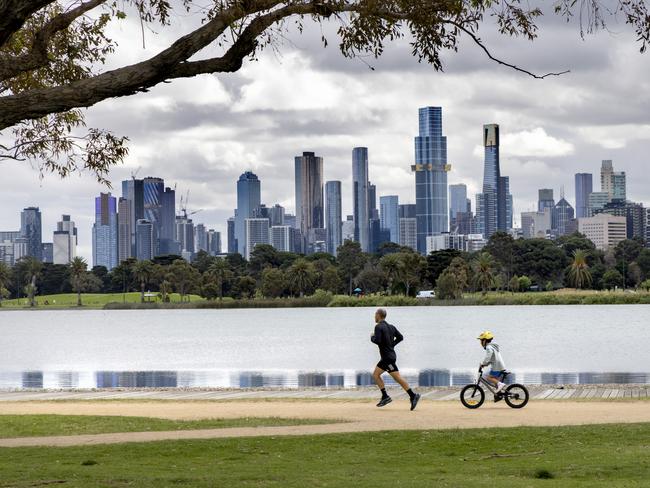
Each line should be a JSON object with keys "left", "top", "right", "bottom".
{"left": 0, "top": 305, "right": 648, "bottom": 388}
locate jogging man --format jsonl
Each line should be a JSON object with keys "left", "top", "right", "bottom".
{"left": 370, "top": 308, "right": 420, "bottom": 410}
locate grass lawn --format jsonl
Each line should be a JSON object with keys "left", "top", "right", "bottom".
{"left": 0, "top": 292, "right": 204, "bottom": 309}
{"left": 1, "top": 423, "right": 650, "bottom": 486}
{"left": 0, "top": 415, "right": 337, "bottom": 438}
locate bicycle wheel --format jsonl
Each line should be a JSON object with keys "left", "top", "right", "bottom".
{"left": 504, "top": 384, "right": 529, "bottom": 408}
{"left": 460, "top": 384, "right": 485, "bottom": 409}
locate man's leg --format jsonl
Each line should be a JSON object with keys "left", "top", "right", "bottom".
{"left": 373, "top": 366, "right": 392, "bottom": 407}
{"left": 388, "top": 371, "right": 421, "bottom": 411}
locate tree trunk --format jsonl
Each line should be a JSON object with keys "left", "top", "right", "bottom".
{"left": 77, "top": 288, "right": 81, "bottom": 307}
{"left": 140, "top": 281, "right": 145, "bottom": 303}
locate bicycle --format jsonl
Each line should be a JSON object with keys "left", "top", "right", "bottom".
{"left": 460, "top": 366, "right": 529, "bottom": 409}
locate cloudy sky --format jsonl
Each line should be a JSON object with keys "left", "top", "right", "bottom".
{"left": 1, "top": 2, "right": 649, "bottom": 261}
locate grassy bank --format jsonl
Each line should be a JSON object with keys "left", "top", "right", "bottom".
{"left": 0, "top": 415, "right": 335, "bottom": 438}
{"left": 0, "top": 292, "right": 204, "bottom": 309}
{"left": 1, "top": 423, "right": 649, "bottom": 486}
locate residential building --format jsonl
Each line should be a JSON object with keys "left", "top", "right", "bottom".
{"left": 412, "top": 107, "right": 449, "bottom": 253}
{"left": 596, "top": 200, "right": 645, "bottom": 239}
{"left": 538, "top": 189, "right": 555, "bottom": 213}
{"left": 380, "top": 195, "right": 400, "bottom": 244}
{"left": 175, "top": 215, "right": 194, "bottom": 259}
{"left": 368, "top": 183, "right": 379, "bottom": 220}
{"left": 426, "top": 233, "right": 468, "bottom": 254}
{"left": 552, "top": 197, "right": 575, "bottom": 237}
{"left": 269, "top": 204, "right": 285, "bottom": 226}
{"left": 271, "top": 225, "right": 292, "bottom": 252}
{"left": 53, "top": 215, "right": 77, "bottom": 265}
{"left": 20, "top": 207, "right": 42, "bottom": 261}
{"left": 575, "top": 173, "right": 593, "bottom": 218}
{"left": 601, "top": 160, "right": 626, "bottom": 201}
{"left": 0, "top": 231, "right": 22, "bottom": 266}
{"left": 454, "top": 211, "right": 476, "bottom": 236}
{"left": 284, "top": 214, "right": 297, "bottom": 229}
{"left": 325, "top": 181, "right": 342, "bottom": 256}
{"left": 135, "top": 219, "right": 154, "bottom": 261}
{"left": 227, "top": 217, "right": 236, "bottom": 254}
{"left": 194, "top": 223, "right": 208, "bottom": 253}
{"left": 207, "top": 229, "right": 221, "bottom": 255}
{"left": 295, "top": 151, "right": 324, "bottom": 253}
{"left": 143, "top": 177, "right": 164, "bottom": 255}
{"left": 578, "top": 214, "right": 627, "bottom": 250}
{"left": 467, "top": 234, "right": 487, "bottom": 252}
{"left": 501, "top": 176, "right": 513, "bottom": 230}
{"left": 160, "top": 186, "right": 178, "bottom": 255}
{"left": 117, "top": 197, "right": 132, "bottom": 263}
{"left": 244, "top": 218, "right": 270, "bottom": 260}
{"left": 121, "top": 178, "right": 144, "bottom": 256}
{"left": 235, "top": 171, "right": 261, "bottom": 256}
{"left": 342, "top": 216, "right": 355, "bottom": 242}
{"left": 92, "top": 193, "right": 118, "bottom": 270}
{"left": 398, "top": 203, "right": 417, "bottom": 250}
{"left": 449, "top": 184, "right": 467, "bottom": 222}
{"left": 521, "top": 208, "right": 552, "bottom": 239}
{"left": 352, "top": 147, "right": 370, "bottom": 252}
{"left": 588, "top": 191, "right": 610, "bottom": 216}
{"left": 646, "top": 209, "right": 650, "bottom": 247}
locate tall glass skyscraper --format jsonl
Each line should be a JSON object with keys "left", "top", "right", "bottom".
{"left": 92, "top": 193, "right": 118, "bottom": 270}
{"left": 575, "top": 173, "right": 593, "bottom": 218}
{"left": 20, "top": 207, "right": 42, "bottom": 261}
{"left": 121, "top": 178, "right": 144, "bottom": 256}
{"left": 352, "top": 147, "right": 370, "bottom": 252}
{"left": 412, "top": 107, "right": 449, "bottom": 253}
{"left": 538, "top": 189, "right": 555, "bottom": 213}
{"left": 449, "top": 184, "right": 468, "bottom": 218}
{"left": 160, "top": 186, "right": 177, "bottom": 255}
{"left": 295, "top": 152, "right": 324, "bottom": 253}
{"left": 325, "top": 181, "right": 342, "bottom": 256}
{"left": 235, "top": 171, "right": 261, "bottom": 256}
{"left": 143, "top": 177, "right": 164, "bottom": 255}
{"left": 380, "top": 195, "right": 399, "bottom": 243}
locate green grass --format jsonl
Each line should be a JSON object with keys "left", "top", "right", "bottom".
{"left": 1, "top": 423, "right": 650, "bottom": 486}
{"left": 0, "top": 292, "right": 204, "bottom": 309}
{"left": 0, "top": 414, "right": 337, "bottom": 438}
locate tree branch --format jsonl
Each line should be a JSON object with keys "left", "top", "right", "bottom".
{"left": 0, "top": 0, "right": 56, "bottom": 45}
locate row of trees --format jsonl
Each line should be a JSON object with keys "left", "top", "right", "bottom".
{"left": 1, "top": 233, "right": 650, "bottom": 306}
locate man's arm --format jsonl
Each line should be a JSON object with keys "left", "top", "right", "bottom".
{"left": 370, "top": 324, "right": 382, "bottom": 345}
{"left": 393, "top": 327, "right": 404, "bottom": 346}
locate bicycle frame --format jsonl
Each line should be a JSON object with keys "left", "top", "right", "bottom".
{"left": 472, "top": 366, "right": 504, "bottom": 397}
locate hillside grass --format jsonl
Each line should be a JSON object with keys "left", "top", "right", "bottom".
{"left": 0, "top": 292, "right": 204, "bottom": 309}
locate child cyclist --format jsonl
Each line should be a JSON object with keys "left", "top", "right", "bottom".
{"left": 477, "top": 331, "right": 507, "bottom": 396}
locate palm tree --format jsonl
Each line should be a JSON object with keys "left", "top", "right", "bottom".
{"left": 132, "top": 260, "right": 154, "bottom": 303}
{"left": 207, "top": 259, "right": 233, "bottom": 301}
{"left": 0, "top": 262, "right": 10, "bottom": 307}
{"left": 380, "top": 254, "right": 404, "bottom": 295}
{"left": 69, "top": 257, "right": 88, "bottom": 307}
{"left": 288, "top": 259, "right": 315, "bottom": 297}
{"left": 567, "top": 249, "right": 592, "bottom": 289}
{"left": 22, "top": 257, "right": 42, "bottom": 307}
{"left": 473, "top": 252, "right": 496, "bottom": 295}
{"left": 159, "top": 279, "right": 172, "bottom": 303}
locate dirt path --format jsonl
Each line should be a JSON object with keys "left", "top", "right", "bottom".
{"left": 0, "top": 399, "right": 649, "bottom": 447}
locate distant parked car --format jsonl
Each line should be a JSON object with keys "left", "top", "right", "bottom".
{"left": 416, "top": 290, "right": 435, "bottom": 299}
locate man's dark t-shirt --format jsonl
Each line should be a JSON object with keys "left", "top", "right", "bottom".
{"left": 371, "top": 320, "right": 404, "bottom": 361}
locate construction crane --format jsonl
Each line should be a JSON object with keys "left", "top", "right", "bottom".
{"left": 130, "top": 166, "right": 141, "bottom": 180}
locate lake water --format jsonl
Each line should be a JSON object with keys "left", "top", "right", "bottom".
{"left": 0, "top": 305, "right": 649, "bottom": 389}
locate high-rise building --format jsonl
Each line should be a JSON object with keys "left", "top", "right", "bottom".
{"left": 552, "top": 197, "right": 575, "bottom": 237}
{"left": 160, "top": 186, "right": 177, "bottom": 255}
{"left": 207, "top": 229, "right": 221, "bottom": 255}
{"left": 117, "top": 197, "right": 132, "bottom": 263}
{"left": 92, "top": 193, "right": 118, "bottom": 270}
{"left": 269, "top": 204, "right": 285, "bottom": 226}
{"left": 412, "top": 107, "right": 449, "bottom": 253}
{"left": 398, "top": 203, "right": 417, "bottom": 250}
{"left": 295, "top": 152, "right": 324, "bottom": 253}
{"left": 538, "top": 189, "right": 555, "bottom": 213}
{"left": 143, "top": 177, "right": 164, "bottom": 255}
{"left": 596, "top": 200, "right": 645, "bottom": 239}
{"left": 271, "top": 225, "right": 292, "bottom": 252}
{"left": 227, "top": 217, "right": 236, "bottom": 254}
{"left": 368, "top": 183, "right": 379, "bottom": 220}
{"left": 601, "top": 160, "right": 626, "bottom": 201}
{"left": 121, "top": 178, "right": 144, "bottom": 256}
{"left": 194, "top": 223, "right": 208, "bottom": 253}
{"left": 352, "top": 147, "right": 370, "bottom": 252}
{"left": 284, "top": 214, "right": 297, "bottom": 229}
{"left": 645, "top": 209, "right": 650, "bottom": 248}
{"left": 245, "top": 218, "right": 270, "bottom": 260}
{"left": 521, "top": 208, "right": 552, "bottom": 239}
{"left": 380, "top": 195, "right": 399, "bottom": 244}
{"left": 325, "top": 181, "right": 342, "bottom": 256}
{"left": 20, "top": 207, "right": 42, "bottom": 261}
{"left": 578, "top": 214, "right": 627, "bottom": 250}
{"left": 175, "top": 215, "right": 194, "bottom": 260}
{"left": 41, "top": 243, "right": 53, "bottom": 264}
{"left": 588, "top": 192, "right": 610, "bottom": 216}
{"left": 342, "top": 216, "right": 355, "bottom": 242}
{"left": 575, "top": 173, "right": 593, "bottom": 219}
{"left": 135, "top": 219, "right": 154, "bottom": 261}
{"left": 53, "top": 215, "right": 77, "bottom": 265}
{"left": 449, "top": 184, "right": 467, "bottom": 221}
{"left": 500, "top": 176, "right": 513, "bottom": 231}
{"left": 235, "top": 171, "right": 261, "bottom": 256}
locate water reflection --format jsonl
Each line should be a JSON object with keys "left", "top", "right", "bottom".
{"left": 0, "top": 369, "right": 649, "bottom": 389}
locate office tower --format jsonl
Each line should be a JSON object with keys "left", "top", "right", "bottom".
{"left": 521, "top": 208, "right": 552, "bottom": 239}
{"left": 295, "top": 152, "right": 324, "bottom": 253}
{"left": 41, "top": 243, "right": 53, "bottom": 264}
{"left": 588, "top": 192, "right": 610, "bottom": 216}
{"left": 352, "top": 147, "right": 370, "bottom": 252}
{"left": 235, "top": 171, "right": 261, "bottom": 256}
{"left": 449, "top": 184, "right": 467, "bottom": 221}
{"left": 143, "top": 177, "right": 164, "bottom": 255}
{"left": 412, "top": 107, "right": 449, "bottom": 252}
{"left": 284, "top": 214, "right": 297, "bottom": 229}
{"left": 194, "top": 223, "right": 208, "bottom": 253}
{"left": 368, "top": 183, "right": 379, "bottom": 220}
{"left": 227, "top": 217, "right": 236, "bottom": 254}
{"left": 538, "top": 189, "right": 555, "bottom": 213}
{"left": 342, "top": 216, "right": 355, "bottom": 242}
{"left": 117, "top": 198, "right": 132, "bottom": 263}
{"left": 575, "top": 173, "right": 593, "bottom": 218}
{"left": 92, "top": 193, "right": 118, "bottom": 270}
{"left": 53, "top": 215, "right": 77, "bottom": 265}
{"left": 325, "top": 181, "right": 342, "bottom": 256}
{"left": 455, "top": 211, "right": 476, "bottom": 236}
{"left": 135, "top": 219, "right": 154, "bottom": 261}
{"left": 398, "top": 203, "right": 417, "bottom": 250}
{"left": 121, "top": 178, "right": 144, "bottom": 256}
{"left": 20, "top": 207, "right": 42, "bottom": 261}
{"left": 271, "top": 226, "right": 292, "bottom": 252}
{"left": 578, "top": 214, "right": 627, "bottom": 250}
{"left": 207, "top": 229, "right": 221, "bottom": 255}
{"left": 380, "top": 195, "right": 400, "bottom": 243}
{"left": 553, "top": 197, "right": 575, "bottom": 236}
{"left": 160, "top": 186, "right": 177, "bottom": 255}
{"left": 601, "top": 160, "right": 626, "bottom": 201}
{"left": 370, "top": 219, "right": 390, "bottom": 253}
{"left": 500, "top": 176, "right": 513, "bottom": 231}
{"left": 596, "top": 200, "right": 645, "bottom": 239}
{"left": 175, "top": 215, "right": 195, "bottom": 260}
{"left": 269, "top": 204, "right": 285, "bottom": 226}
{"left": 245, "top": 218, "right": 270, "bottom": 260}
{"left": 476, "top": 124, "right": 510, "bottom": 238}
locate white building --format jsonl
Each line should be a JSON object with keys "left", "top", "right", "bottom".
{"left": 399, "top": 217, "right": 417, "bottom": 251}
{"left": 521, "top": 208, "right": 552, "bottom": 239}
{"left": 245, "top": 218, "right": 270, "bottom": 260}
{"left": 467, "top": 234, "right": 487, "bottom": 252}
{"left": 578, "top": 214, "right": 627, "bottom": 250}
{"left": 271, "top": 225, "right": 291, "bottom": 252}
{"left": 426, "top": 233, "right": 467, "bottom": 254}
{"left": 53, "top": 215, "right": 77, "bottom": 265}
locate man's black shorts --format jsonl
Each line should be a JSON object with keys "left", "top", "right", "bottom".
{"left": 377, "top": 359, "right": 399, "bottom": 372}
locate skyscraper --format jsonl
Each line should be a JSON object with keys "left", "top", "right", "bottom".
{"left": 295, "top": 152, "right": 324, "bottom": 253}
{"left": 538, "top": 189, "right": 555, "bottom": 213}
{"left": 398, "top": 204, "right": 417, "bottom": 250}
{"left": 53, "top": 215, "right": 77, "bottom": 265}
{"left": 160, "top": 186, "right": 178, "bottom": 255}
{"left": 380, "top": 195, "right": 399, "bottom": 243}
{"left": 227, "top": 217, "right": 236, "bottom": 254}
{"left": 194, "top": 223, "right": 208, "bottom": 253}
{"left": 121, "top": 178, "right": 144, "bottom": 256}
{"left": 175, "top": 214, "right": 195, "bottom": 260}
{"left": 325, "top": 181, "right": 342, "bottom": 256}
{"left": 500, "top": 176, "right": 513, "bottom": 231}
{"left": 601, "top": 160, "right": 626, "bottom": 201}
{"left": 352, "top": 147, "right": 370, "bottom": 252}
{"left": 553, "top": 197, "right": 575, "bottom": 236}
{"left": 143, "top": 177, "right": 164, "bottom": 256}
{"left": 449, "top": 184, "right": 467, "bottom": 220}
{"left": 235, "top": 171, "right": 261, "bottom": 256}
{"left": 20, "top": 207, "right": 42, "bottom": 261}
{"left": 245, "top": 218, "right": 270, "bottom": 260}
{"left": 269, "top": 204, "right": 285, "bottom": 226}
{"left": 412, "top": 107, "right": 449, "bottom": 253}
{"left": 92, "top": 193, "right": 118, "bottom": 270}
{"left": 476, "top": 124, "right": 509, "bottom": 238}
{"left": 207, "top": 229, "right": 221, "bottom": 255}
{"left": 368, "top": 183, "right": 379, "bottom": 220}
{"left": 135, "top": 219, "right": 154, "bottom": 261}
{"left": 575, "top": 173, "right": 593, "bottom": 219}
{"left": 117, "top": 197, "right": 132, "bottom": 263}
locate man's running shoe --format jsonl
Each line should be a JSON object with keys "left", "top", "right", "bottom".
{"left": 496, "top": 383, "right": 506, "bottom": 393}
{"left": 376, "top": 396, "right": 392, "bottom": 407}
{"left": 410, "top": 393, "right": 421, "bottom": 411}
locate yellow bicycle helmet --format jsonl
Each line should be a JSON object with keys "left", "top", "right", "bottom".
{"left": 477, "top": 331, "right": 494, "bottom": 341}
